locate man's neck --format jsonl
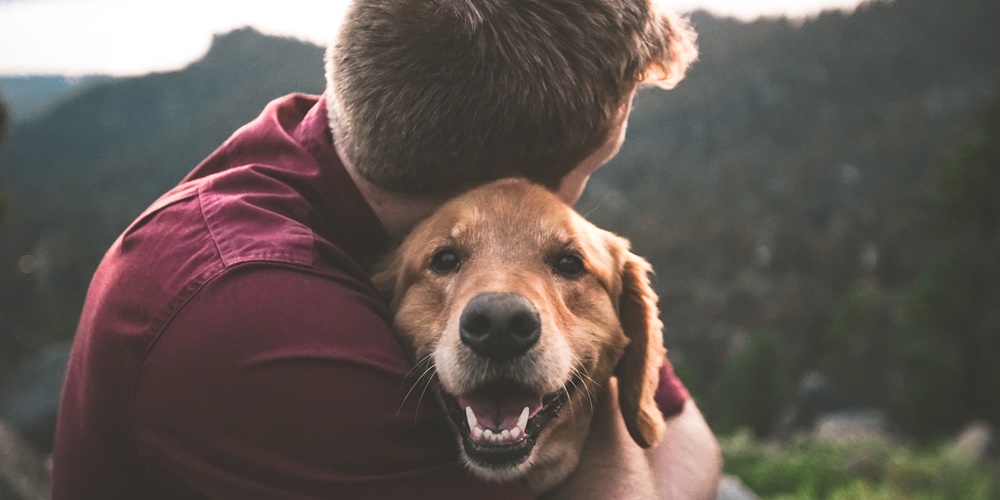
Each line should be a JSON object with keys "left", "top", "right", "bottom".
{"left": 333, "top": 139, "right": 443, "bottom": 242}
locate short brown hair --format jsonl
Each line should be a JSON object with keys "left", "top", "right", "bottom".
{"left": 325, "top": 0, "right": 696, "bottom": 195}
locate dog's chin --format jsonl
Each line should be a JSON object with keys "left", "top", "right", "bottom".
{"left": 438, "top": 377, "right": 577, "bottom": 481}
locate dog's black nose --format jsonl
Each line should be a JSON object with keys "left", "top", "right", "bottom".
{"left": 459, "top": 293, "right": 541, "bottom": 361}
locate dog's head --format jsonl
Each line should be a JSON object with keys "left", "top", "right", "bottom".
{"left": 374, "top": 178, "right": 665, "bottom": 483}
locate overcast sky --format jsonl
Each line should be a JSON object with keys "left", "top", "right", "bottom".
{"left": 0, "top": 0, "right": 873, "bottom": 76}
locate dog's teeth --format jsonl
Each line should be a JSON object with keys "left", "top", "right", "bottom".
{"left": 465, "top": 406, "right": 478, "bottom": 430}
{"left": 466, "top": 408, "right": 529, "bottom": 443}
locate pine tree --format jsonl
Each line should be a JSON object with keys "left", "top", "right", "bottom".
{"left": 897, "top": 92, "right": 1000, "bottom": 436}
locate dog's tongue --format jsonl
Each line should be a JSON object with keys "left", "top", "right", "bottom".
{"left": 457, "top": 385, "right": 543, "bottom": 430}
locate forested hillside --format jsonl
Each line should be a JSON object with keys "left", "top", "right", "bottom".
{"left": 581, "top": 0, "right": 1000, "bottom": 436}
{"left": 0, "top": 28, "right": 325, "bottom": 375}
{"left": 1, "top": 0, "right": 998, "bottom": 438}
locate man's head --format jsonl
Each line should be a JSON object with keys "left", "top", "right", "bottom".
{"left": 325, "top": 0, "right": 696, "bottom": 197}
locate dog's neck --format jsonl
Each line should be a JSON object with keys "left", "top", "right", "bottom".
{"left": 332, "top": 134, "right": 445, "bottom": 242}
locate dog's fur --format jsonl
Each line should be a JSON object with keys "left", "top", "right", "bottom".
{"left": 374, "top": 179, "right": 666, "bottom": 493}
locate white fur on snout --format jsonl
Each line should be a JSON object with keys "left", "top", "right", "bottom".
{"left": 433, "top": 307, "right": 588, "bottom": 485}
{"left": 433, "top": 309, "right": 575, "bottom": 398}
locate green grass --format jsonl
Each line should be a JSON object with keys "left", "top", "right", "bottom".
{"left": 721, "top": 431, "right": 999, "bottom": 499}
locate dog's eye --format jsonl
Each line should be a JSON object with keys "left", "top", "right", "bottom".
{"left": 554, "top": 254, "right": 585, "bottom": 277}
{"left": 430, "top": 249, "right": 461, "bottom": 273}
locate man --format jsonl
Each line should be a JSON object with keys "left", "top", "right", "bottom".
{"left": 52, "top": 0, "right": 720, "bottom": 498}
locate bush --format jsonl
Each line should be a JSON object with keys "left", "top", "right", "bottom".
{"left": 895, "top": 249, "right": 972, "bottom": 435}
{"left": 717, "top": 331, "right": 792, "bottom": 435}
{"left": 721, "top": 431, "right": 1000, "bottom": 499}
{"left": 893, "top": 95, "right": 1000, "bottom": 437}
{"left": 822, "top": 281, "right": 895, "bottom": 406}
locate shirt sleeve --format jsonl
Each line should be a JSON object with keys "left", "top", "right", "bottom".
{"left": 133, "top": 265, "right": 531, "bottom": 499}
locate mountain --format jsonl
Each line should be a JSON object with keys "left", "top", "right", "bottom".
{"left": 0, "top": 96, "right": 6, "bottom": 141}
{"left": 0, "top": 27, "right": 325, "bottom": 369}
{"left": 0, "top": 75, "right": 110, "bottom": 123}
{"left": 1, "top": 0, "right": 999, "bottom": 435}
{"left": 574, "top": 0, "right": 1000, "bottom": 432}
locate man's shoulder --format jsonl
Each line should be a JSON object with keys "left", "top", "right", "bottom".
{"left": 120, "top": 180, "right": 388, "bottom": 341}
{"left": 84, "top": 172, "right": 380, "bottom": 368}
{"left": 112, "top": 163, "right": 369, "bottom": 293}
{"left": 121, "top": 91, "right": 386, "bottom": 300}
{"left": 153, "top": 263, "right": 403, "bottom": 371}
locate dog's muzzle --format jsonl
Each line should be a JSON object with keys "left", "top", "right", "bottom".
{"left": 437, "top": 292, "right": 576, "bottom": 472}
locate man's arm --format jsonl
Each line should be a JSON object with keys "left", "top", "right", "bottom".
{"left": 545, "top": 377, "right": 721, "bottom": 499}
{"left": 649, "top": 399, "right": 723, "bottom": 499}
{"left": 133, "top": 266, "right": 532, "bottom": 499}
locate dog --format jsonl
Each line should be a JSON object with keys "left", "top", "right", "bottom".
{"left": 373, "top": 178, "right": 666, "bottom": 493}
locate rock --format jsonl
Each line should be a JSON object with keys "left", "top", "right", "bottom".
{"left": 0, "top": 420, "right": 49, "bottom": 500}
{"left": 813, "top": 409, "right": 895, "bottom": 443}
{"left": 716, "top": 474, "right": 759, "bottom": 500}
{"left": 946, "top": 421, "right": 995, "bottom": 463}
{"left": 773, "top": 371, "right": 856, "bottom": 438}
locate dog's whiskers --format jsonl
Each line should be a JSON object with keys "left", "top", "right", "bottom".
{"left": 397, "top": 355, "right": 437, "bottom": 420}
{"left": 413, "top": 372, "right": 437, "bottom": 425}
{"left": 401, "top": 353, "right": 434, "bottom": 382}
{"left": 560, "top": 367, "right": 579, "bottom": 420}
{"left": 569, "top": 366, "right": 598, "bottom": 413}
{"left": 581, "top": 190, "right": 613, "bottom": 219}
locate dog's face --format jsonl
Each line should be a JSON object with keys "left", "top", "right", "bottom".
{"left": 374, "top": 178, "right": 665, "bottom": 487}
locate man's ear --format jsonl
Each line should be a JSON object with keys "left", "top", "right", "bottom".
{"left": 641, "top": 1, "right": 698, "bottom": 89}
{"left": 616, "top": 250, "right": 667, "bottom": 448}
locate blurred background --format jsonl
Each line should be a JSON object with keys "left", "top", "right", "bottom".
{"left": 1, "top": 0, "right": 998, "bottom": 497}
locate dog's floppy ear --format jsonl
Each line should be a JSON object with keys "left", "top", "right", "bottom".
{"left": 371, "top": 253, "right": 405, "bottom": 312}
{"left": 616, "top": 249, "right": 667, "bottom": 448}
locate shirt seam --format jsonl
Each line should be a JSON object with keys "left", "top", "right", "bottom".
{"left": 197, "top": 181, "right": 230, "bottom": 267}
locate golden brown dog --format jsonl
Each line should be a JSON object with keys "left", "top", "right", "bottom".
{"left": 374, "top": 178, "right": 666, "bottom": 493}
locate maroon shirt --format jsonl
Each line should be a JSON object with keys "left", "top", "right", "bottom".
{"left": 51, "top": 94, "right": 688, "bottom": 499}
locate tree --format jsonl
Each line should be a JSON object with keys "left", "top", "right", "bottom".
{"left": 718, "top": 331, "right": 793, "bottom": 435}
{"left": 897, "top": 91, "right": 1000, "bottom": 436}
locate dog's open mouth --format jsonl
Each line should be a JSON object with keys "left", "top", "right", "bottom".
{"left": 440, "top": 378, "right": 576, "bottom": 470}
